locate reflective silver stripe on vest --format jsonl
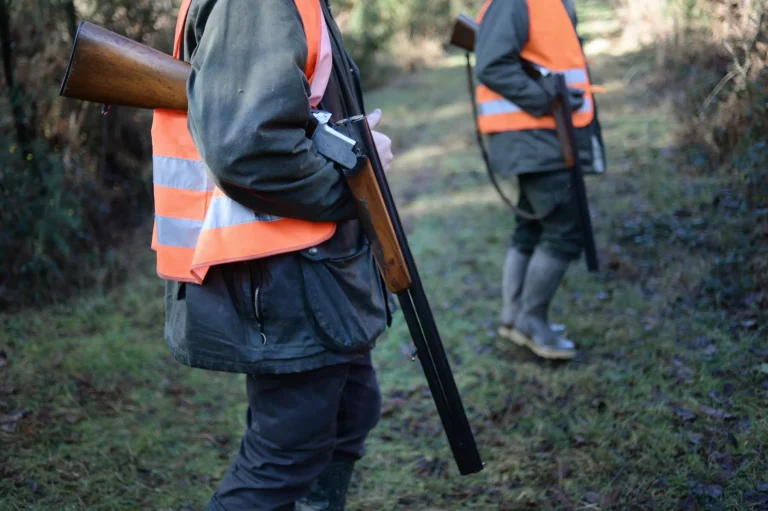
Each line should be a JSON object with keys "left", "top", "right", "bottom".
{"left": 153, "top": 155, "right": 283, "bottom": 248}
{"left": 478, "top": 97, "right": 592, "bottom": 116}
{"left": 527, "top": 66, "right": 587, "bottom": 85}
{"left": 478, "top": 67, "right": 590, "bottom": 116}
{"left": 478, "top": 99, "right": 523, "bottom": 115}
{"left": 562, "top": 68, "right": 587, "bottom": 84}
{"left": 155, "top": 215, "right": 203, "bottom": 248}
{"left": 202, "top": 196, "right": 281, "bottom": 231}
{"left": 153, "top": 155, "right": 215, "bottom": 192}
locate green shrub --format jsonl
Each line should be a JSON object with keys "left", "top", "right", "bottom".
{"left": 0, "top": 0, "right": 173, "bottom": 308}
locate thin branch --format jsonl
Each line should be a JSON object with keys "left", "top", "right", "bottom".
{"left": 700, "top": 69, "right": 740, "bottom": 113}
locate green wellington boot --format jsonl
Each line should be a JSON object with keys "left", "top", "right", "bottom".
{"left": 497, "top": 248, "right": 531, "bottom": 341}
{"left": 295, "top": 460, "right": 355, "bottom": 511}
{"left": 511, "top": 249, "right": 576, "bottom": 360}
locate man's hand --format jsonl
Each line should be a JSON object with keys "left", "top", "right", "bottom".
{"left": 366, "top": 108, "right": 393, "bottom": 174}
{"left": 567, "top": 88, "right": 585, "bottom": 112}
{"left": 537, "top": 75, "right": 585, "bottom": 112}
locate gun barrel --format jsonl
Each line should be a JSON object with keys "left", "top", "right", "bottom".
{"left": 553, "top": 74, "right": 599, "bottom": 272}
{"left": 60, "top": 21, "right": 190, "bottom": 110}
{"left": 320, "top": 0, "right": 483, "bottom": 473}
{"left": 349, "top": 116, "right": 484, "bottom": 475}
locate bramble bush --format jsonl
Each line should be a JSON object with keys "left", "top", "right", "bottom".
{"left": 614, "top": 0, "right": 767, "bottom": 314}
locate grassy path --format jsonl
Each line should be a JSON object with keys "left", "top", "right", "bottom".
{"left": 2, "top": 3, "right": 767, "bottom": 509}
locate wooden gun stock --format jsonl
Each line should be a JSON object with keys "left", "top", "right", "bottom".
{"left": 345, "top": 159, "right": 412, "bottom": 294}
{"left": 60, "top": 21, "right": 190, "bottom": 110}
{"left": 552, "top": 96, "right": 576, "bottom": 168}
{"left": 449, "top": 13, "right": 477, "bottom": 52}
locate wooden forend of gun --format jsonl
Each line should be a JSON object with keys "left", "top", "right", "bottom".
{"left": 60, "top": 20, "right": 484, "bottom": 475}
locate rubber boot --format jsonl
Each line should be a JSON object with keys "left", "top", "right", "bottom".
{"left": 295, "top": 460, "right": 355, "bottom": 511}
{"left": 497, "top": 248, "right": 531, "bottom": 340}
{"left": 511, "top": 249, "right": 576, "bottom": 360}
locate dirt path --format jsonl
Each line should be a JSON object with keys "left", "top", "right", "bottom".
{"left": 2, "top": 2, "right": 767, "bottom": 509}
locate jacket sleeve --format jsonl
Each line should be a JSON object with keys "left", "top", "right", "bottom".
{"left": 186, "top": 0, "right": 356, "bottom": 222}
{"left": 474, "top": 0, "right": 552, "bottom": 117}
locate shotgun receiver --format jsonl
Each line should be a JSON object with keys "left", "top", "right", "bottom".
{"left": 60, "top": 20, "right": 484, "bottom": 475}
{"left": 448, "top": 14, "right": 599, "bottom": 272}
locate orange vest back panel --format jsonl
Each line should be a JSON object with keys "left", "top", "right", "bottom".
{"left": 150, "top": 0, "right": 336, "bottom": 284}
{"left": 475, "top": 0, "right": 594, "bottom": 134}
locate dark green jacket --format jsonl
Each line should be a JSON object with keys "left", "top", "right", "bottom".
{"left": 475, "top": 0, "right": 606, "bottom": 176}
{"left": 163, "top": 0, "right": 389, "bottom": 375}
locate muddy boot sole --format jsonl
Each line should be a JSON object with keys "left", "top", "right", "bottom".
{"left": 498, "top": 325, "right": 516, "bottom": 341}
{"left": 505, "top": 328, "right": 576, "bottom": 360}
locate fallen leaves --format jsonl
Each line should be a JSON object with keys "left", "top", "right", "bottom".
{"left": 675, "top": 407, "right": 697, "bottom": 423}
{"left": 0, "top": 409, "right": 25, "bottom": 432}
{"left": 413, "top": 455, "right": 448, "bottom": 478}
{"left": 667, "top": 357, "right": 695, "bottom": 384}
{"left": 699, "top": 406, "right": 735, "bottom": 421}
{"left": 584, "top": 491, "right": 601, "bottom": 505}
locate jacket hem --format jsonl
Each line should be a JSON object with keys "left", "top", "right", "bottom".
{"left": 167, "top": 343, "right": 374, "bottom": 375}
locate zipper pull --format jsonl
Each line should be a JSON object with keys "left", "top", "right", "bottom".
{"left": 253, "top": 282, "right": 266, "bottom": 345}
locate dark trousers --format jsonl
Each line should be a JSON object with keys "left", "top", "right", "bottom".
{"left": 512, "top": 170, "right": 584, "bottom": 261}
{"left": 206, "top": 353, "right": 381, "bottom": 511}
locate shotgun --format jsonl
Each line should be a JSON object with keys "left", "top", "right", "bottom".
{"left": 60, "top": 21, "right": 484, "bottom": 475}
{"left": 448, "top": 14, "right": 599, "bottom": 272}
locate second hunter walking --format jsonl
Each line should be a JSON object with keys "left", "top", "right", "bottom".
{"left": 474, "top": 0, "right": 606, "bottom": 360}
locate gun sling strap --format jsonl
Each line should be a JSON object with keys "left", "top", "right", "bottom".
{"left": 463, "top": 52, "right": 544, "bottom": 221}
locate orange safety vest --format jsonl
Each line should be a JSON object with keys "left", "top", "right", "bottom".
{"left": 475, "top": 0, "right": 594, "bottom": 134}
{"left": 150, "top": 0, "right": 336, "bottom": 284}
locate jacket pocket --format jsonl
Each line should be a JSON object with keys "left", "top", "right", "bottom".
{"left": 179, "top": 264, "right": 257, "bottom": 365}
{"left": 298, "top": 241, "right": 387, "bottom": 353}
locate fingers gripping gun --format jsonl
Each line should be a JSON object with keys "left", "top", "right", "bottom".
{"left": 59, "top": 21, "right": 484, "bottom": 476}
{"left": 449, "top": 14, "right": 599, "bottom": 272}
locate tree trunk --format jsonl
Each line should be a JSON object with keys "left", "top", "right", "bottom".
{"left": 64, "top": 0, "right": 77, "bottom": 42}
{"left": 0, "top": 0, "right": 30, "bottom": 154}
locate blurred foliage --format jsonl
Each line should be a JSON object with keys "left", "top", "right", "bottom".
{"left": 332, "top": 0, "right": 480, "bottom": 85}
{"left": 0, "top": 0, "right": 484, "bottom": 308}
{"left": 614, "top": 0, "right": 767, "bottom": 163}
{"left": 0, "top": 0, "right": 180, "bottom": 308}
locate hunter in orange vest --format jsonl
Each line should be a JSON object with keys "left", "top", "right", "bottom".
{"left": 151, "top": 0, "right": 335, "bottom": 284}
{"left": 153, "top": 0, "right": 394, "bottom": 509}
{"left": 475, "top": 0, "right": 606, "bottom": 360}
